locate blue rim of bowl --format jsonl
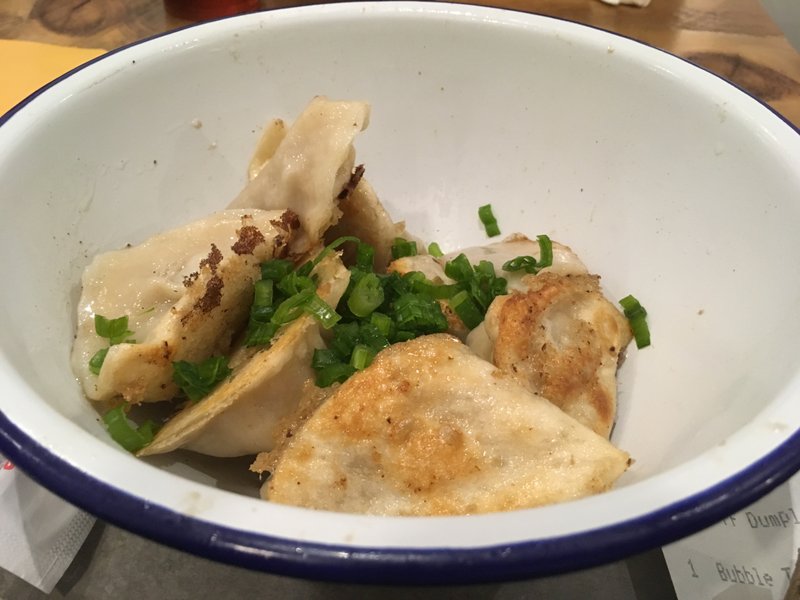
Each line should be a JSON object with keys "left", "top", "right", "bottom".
{"left": 1, "top": 2, "right": 799, "bottom": 584}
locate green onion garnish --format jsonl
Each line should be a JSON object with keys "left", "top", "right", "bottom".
{"left": 271, "top": 288, "right": 316, "bottom": 325}
{"left": 94, "top": 314, "right": 134, "bottom": 345}
{"left": 369, "top": 312, "right": 393, "bottom": 337}
{"left": 393, "top": 293, "right": 448, "bottom": 333}
{"left": 478, "top": 204, "right": 501, "bottom": 237}
{"left": 428, "top": 242, "right": 444, "bottom": 258}
{"left": 350, "top": 344, "right": 376, "bottom": 370}
{"left": 536, "top": 234, "right": 553, "bottom": 270}
{"left": 302, "top": 293, "right": 341, "bottom": 329}
{"left": 102, "top": 406, "right": 157, "bottom": 453}
{"left": 444, "top": 253, "right": 474, "bottom": 283}
{"left": 312, "top": 235, "right": 361, "bottom": 268}
{"left": 502, "top": 234, "right": 554, "bottom": 275}
{"left": 314, "top": 363, "right": 356, "bottom": 387}
{"left": 88, "top": 347, "right": 109, "bottom": 375}
{"left": 244, "top": 322, "right": 279, "bottom": 347}
{"left": 260, "top": 259, "right": 294, "bottom": 282}
{"left": 172, "top": 356, "right": 232, "bottom": 402}
{"left": 391, "top": 238, "right": 418, "bottom": 260}
{"left": 356, "top": 242, "right": 375, "bottom": 271}
{"left": 449, "top": 290, "right": 484, "bottom": 330}
{"left": 347, "top": 273, "right": 384, "bottom": 318}
{"left": 619, "top": 294, "right": 651, "bottom": 349}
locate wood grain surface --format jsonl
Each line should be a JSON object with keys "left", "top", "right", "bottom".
{"left": 2, "top": 0, "right": 800, "bottom": 124}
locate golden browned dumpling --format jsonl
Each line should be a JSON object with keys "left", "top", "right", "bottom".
{"left": 228, "top": 96, "right": 370, "bottom": 257}
{"left": 265, "top": 334, "right": 630, "bottom": 515}
{"left": 482, "top": 272, "right": 632, "bottom": 438}
{"left": 71, "top": 210, "right": 296, "bottom": 404}
{"left": 139, "top": 254, "right": 350, "bottom": 458}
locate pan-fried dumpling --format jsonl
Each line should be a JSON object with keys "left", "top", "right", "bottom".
{"left": 481, "top": 272, "right": 632, "bottom": 438}
{"left": 71, "top": 209, "right": 298, "bottom": 404}
{"left": 264, "top": 334, "right": 630, "bottom": 515}
{"left": 386, "top": 234, "right": 588, "bottom": 341}
{"left": 440, "top": 233, "right": 588, "bottom": 291}
{"left": 139, "top": 254, "right": 350, "bottom": 458}
{"left": 324, "top": 177, "right": 410, "bottom": 272}
{"left": 228, "top": 96, "right": 370, "bottom": 256}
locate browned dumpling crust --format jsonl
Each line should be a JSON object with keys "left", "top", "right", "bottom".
{"left": 484, "top": 272, "right": 632, "bottom": 439}
{"left": 265, "top": 334, "right": 630, "bottom": 516}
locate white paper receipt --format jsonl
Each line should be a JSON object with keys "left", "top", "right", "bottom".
{"left": 663, "top": 474, "right": 800, "bottom": 599}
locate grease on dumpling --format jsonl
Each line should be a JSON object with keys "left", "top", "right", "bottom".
{"left": 71, "top": 209, "right": 297, "bottom": 404}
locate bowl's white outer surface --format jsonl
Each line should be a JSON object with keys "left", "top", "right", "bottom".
{"left": 1, "top": 2, "right": 800, "bottom": 583}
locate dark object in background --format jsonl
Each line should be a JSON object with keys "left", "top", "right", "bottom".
{"left": 164, "top": 0, "right": 261, "bottom": 21}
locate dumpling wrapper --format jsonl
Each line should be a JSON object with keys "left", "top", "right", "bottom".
{"left": 265, "top": 334, "right": 630, "bottom": 516}
{"left": 324, "top": 177, "right": 410, "bottom": 272}
{"left": 139, "top": 254, "right": 351, "bottom": 458}
{"left": 229, "top": 96, "right": 370, "bottom": 256}
{"left": 480, "top": 272, "right": 633, "bottom": 439}
{"left": 71, "top": 209, "right": 297, "bottom": 404}
{"left": 387, "top": 234, "right": 588, "bottom": 341}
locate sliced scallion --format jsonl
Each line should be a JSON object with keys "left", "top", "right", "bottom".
{"left": 89, "top": 347, "right": 109, "bottom": 375}
{"left": 449, "top": 290, "right": 484, "bottom": 330}
{"left": 391, "top": 238, "right": 418, "bottom": 260}
{"left": 350, "top": 344, "right": 376, "bottom": 370}
{"left": 478, "top": 204, "right": 501, "bottom": 237}
{"left": 102, "top": 406, "right": 157, "bottom": 453}
{"left": 302, "top": 293, "right": 341, "bottom": 329}
{"left": 428, "top": 242, "right": 444, "bottom": 258}
{"left": 619, "top": 294, "right": 651, "bottom": 349}
{"left": 347, "top": 273, "right": 384, "bottom": 317}
{"left": 172, "top": 356, "right": 232, "bottom": 402}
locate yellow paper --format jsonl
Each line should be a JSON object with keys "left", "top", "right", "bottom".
{"left": 0, "top": 40, "right": 105, "bottom": 116}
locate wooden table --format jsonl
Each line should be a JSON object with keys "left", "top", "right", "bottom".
{"left": 2, "top": 0, "right": 800, "bottom": 126}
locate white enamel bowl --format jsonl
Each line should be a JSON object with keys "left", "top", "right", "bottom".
{"left": 1, "top": 2, "right": 800, "bottom": 584}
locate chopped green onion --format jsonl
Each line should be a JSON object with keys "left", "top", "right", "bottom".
{"left": 89, "top": 347, "right": 109, "bottom": 375}
{"left": 350, "top": 344, "right": 376, "bottom": 370}
{"left": 94, "top": 314, "right": 134, "bottom": 345}
{"left": 501, "top": 235, "right": 554, "bottom": 275}
{"left": 444, "top": 253, "right": 474, "bottom": 283}
{"left": 312, "top": 348, "right": 341, "bottom": 370}
{"left": 253, "top": 279, "right": 274, "bottom": 309}
{"left": 393, "top": 330, "right": 417, "bottom": 342}
{"left": 428, "top": 242, "right": 444, "bottom": 258}
{"left": 619, "top": 294, "right": 651, "bottom": 349}
{"left": 271, "top": 288, "right": 315, "bottom": 325}
{"left": 102, "top": 406, "right": 157, "bottom": 453}
{"left": 312, "top": 235, "right": 361, "bottom": 268}
{"left": 302, "top": 293, "right": 342, "bottom": 329}
{"left": 172, "top": 356, "right": 232, "bottom": 402}
{"left": 537, "top": 234, "right": 553, "bottom": 269}
{"left": 449, "top": 290, "right": 484, "bottom": 330}
{"left": 391, "top": 238, "right": 418, "bottom": 260}
{"left": 347, "top": 273, "right": 384, "bottom": 317}
{"left": 315, "top": 363, "right": 356, "bottom": 387}
{"left": 478, "top": 204, "right": 501, "bottom": 237}
{"left": 277, "top": 272, "right": 315, "bottom": 296}
{"left": 260, "top": 259, "right": 294, "bottom": 282}
{"left": 370, "top": 312, "right": 393, "bottom": 337}
{"left": 502, "top": 255, "right": 537, "bottom": 273}
{"left": 329, "top": 322, "right": 360, "bottom": 358}
{"left": 393, "top": 293, "right": 448, "bottom": 333}
{"left": 244, "top": 321, "right": 279, "bottom": 347}
{"left": 356, "top": 243, "right": 375, "bottom": 271}
{"left": 430, "top": 283, "right": 462, "bottom": 300}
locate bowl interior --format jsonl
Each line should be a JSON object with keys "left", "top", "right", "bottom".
{"left": 1, "top": 1, "right": 800, "bottom": 577}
